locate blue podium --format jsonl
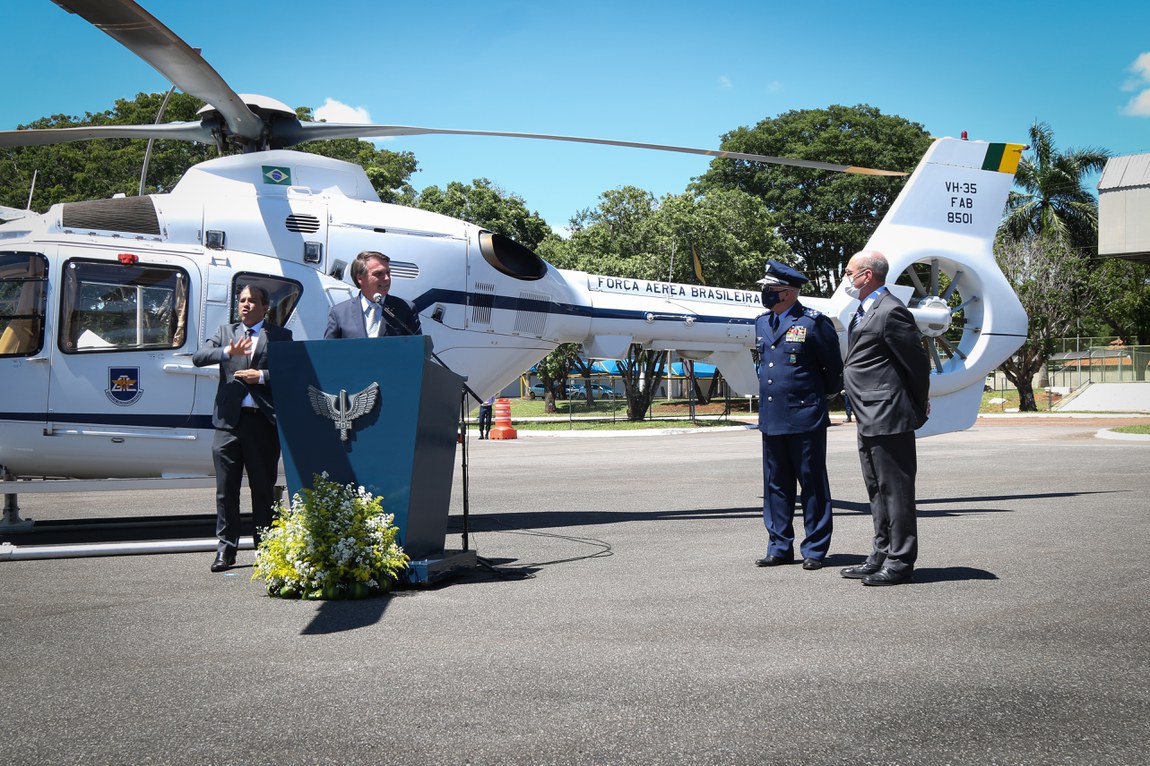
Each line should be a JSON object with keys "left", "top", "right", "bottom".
{"left": 269, "top": 336, "right": 475, "bottom": 584}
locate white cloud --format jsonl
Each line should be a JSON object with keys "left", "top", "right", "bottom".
{"left": 1130, "top": 51, "right": 1150, "bottom": 83}
{"left": 1121, "top": 52, "right": 1150, "bottom": 117}
{"left": 1122, "top": 88, "right": 1150, "bottom": 117}
{"left": 718, "top": 75, "right": 733, "bottom": 90}
{"left": 313, "top": 98, "right": 373, "bottom": 124}
{"left": 766, "top": 80, "right": 782, "bottom": 94}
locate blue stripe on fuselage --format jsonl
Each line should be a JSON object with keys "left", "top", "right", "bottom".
{"left": 412, "top": 288, "right": 756, "bottom": 325}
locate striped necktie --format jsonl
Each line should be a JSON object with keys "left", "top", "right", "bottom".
{"left": 848, "top": 306, "right": 864, "bottom": 340}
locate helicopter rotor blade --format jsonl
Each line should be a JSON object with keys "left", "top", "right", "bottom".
{"left": 284, "top": 123, "right": 908, "bottom": 176}
{"left": 0, "top": 121, "right": 214, "bottom": 148}
{"left": 50, "top": 0, "right": 264, "bottom": 145}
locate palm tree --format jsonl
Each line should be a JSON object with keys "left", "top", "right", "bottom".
{"left": 1002, "top": 121, "right": 1110, "bottom": 252}
{"left": 997, "top": 122, "right": 1110, "bottom": 411}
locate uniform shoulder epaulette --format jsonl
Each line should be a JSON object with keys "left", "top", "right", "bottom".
{"left": 803, "top": 307, "right": 824, "bottom": 319}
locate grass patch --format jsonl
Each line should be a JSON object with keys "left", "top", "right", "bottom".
{"left": 469, "top": 389, "right": 1070, "bottom": 431}
{"left": 980, "top": 388, "right": 1060, "bottom": 413}
{"left": 471, "top": 396, "right": 755, "bottom": 430}
{"left": 1111, "top": 424, "right": 1150, "bottom": 435}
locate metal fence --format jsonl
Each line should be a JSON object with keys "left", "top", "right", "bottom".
{"left": 987, "top": 341, "right": 1150, "bottom": 391}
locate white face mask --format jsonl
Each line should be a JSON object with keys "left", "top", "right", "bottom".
{"left": 842, "top": 274, "right": 862, "bottom": 300}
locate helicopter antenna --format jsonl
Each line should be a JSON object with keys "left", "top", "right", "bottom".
{"left": 25, "top": 169, "right": 37, "bottom": 210}
{"left": 139, "top": 85, "right": 177, "bottom": 196}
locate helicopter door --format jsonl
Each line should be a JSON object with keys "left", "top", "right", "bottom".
{"left": 46, "top": 254, "right": 198, "bottom": 442}
{"left": 0, "top": 252, "right": 51, "bottom": 467}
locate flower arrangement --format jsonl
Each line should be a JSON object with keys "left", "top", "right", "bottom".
{"left": 252, "top": 472, "right": 409, "bottom": 599}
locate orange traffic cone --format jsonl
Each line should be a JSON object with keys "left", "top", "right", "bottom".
{"left": 488, "top": 398, "right": 517, "bottom": 440}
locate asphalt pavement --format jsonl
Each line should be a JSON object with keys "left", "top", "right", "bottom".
{"left": 1, "top": 420, "right": 1147, "bottom": 765}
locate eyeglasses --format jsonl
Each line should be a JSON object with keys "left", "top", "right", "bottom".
{"left": 844, "top": 268, "right": 870, "bottom": 280}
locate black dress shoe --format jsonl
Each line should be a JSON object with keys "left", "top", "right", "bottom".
{"left": 861, "top": 567, "right": 913, "bottom": 586}
{"left": 801, "top": 558, "right": 824, "bottom": 570}
{"left": 840, "top": 562, "right": 882, "bottom": 579}
{"left": 754, "top": 554, "right": 794, "bottom": 567}
{"left": 210, "top": 549, "right": 236, "bottom": 573}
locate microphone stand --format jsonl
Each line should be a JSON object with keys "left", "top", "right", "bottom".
{"left": 379, "top": 299, "right": 478, "bottom": 553}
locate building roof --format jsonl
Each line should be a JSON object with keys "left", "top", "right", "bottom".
{"left": 1098, "top": 153, "right": 1150, "bottom": 192}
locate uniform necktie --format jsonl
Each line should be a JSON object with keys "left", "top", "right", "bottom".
{"left": 768, "top": 312, "right": 779, "bottom": 331}
{"left": 366, "top": 304, "right": 381, "bottom": 338}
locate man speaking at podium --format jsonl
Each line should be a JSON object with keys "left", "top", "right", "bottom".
{"left": 325, "top": 251, "right": 422, "bottom": 339}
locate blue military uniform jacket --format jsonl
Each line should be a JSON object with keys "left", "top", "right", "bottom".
{"left": 755, "top": 302, "right": 843, "bottom": 435}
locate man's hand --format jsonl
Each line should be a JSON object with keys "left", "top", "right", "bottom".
{"left": 233, "top": 369, "right": 261, "bottom": 384}
{"left": 226, "top": 335, "right": 252, "bottom": 358}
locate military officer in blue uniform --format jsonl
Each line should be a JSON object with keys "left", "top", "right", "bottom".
{"left": 753, "top": 260, "right": 843, "bottom": 570}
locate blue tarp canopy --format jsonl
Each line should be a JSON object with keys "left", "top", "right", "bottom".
{"left": 528, "top": 360, "right": 717, "bottom": 377}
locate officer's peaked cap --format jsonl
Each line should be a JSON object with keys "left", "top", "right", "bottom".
{"left": 756, "top": 260, "right": 809, "bottom": 288}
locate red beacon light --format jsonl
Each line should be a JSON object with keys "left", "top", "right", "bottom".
{"left": 961, "top": 131, "right": 968, "bottom": 140}
{"left": 117, "top": 252, "right": 139, "bottom": 265}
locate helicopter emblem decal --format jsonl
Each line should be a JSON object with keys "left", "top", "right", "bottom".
{"left": 106, "top": 368, "right": 143, "bottom": 406}
{"left": 307, "top": 383, "right": 379, "bottom": 441}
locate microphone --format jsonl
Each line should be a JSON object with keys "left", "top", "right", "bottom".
{"left": 380, "top": 302, "right": 414, "bottom": 336}
{"left": 371, "top": 292, "right": 383, "bottom": 304}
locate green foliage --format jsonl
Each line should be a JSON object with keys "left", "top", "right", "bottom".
{"left": 1, "top": 93, "right": 419, "bottom": 210}
{"left": 415, "top": 178, "right": 551, "bottom": 249}
{"left": 1086, "top": 259, "right": 1150, "bottom": 344}
{"left": 693, "top": 104, "right": 932, "bottom": 294}
{"left": 252, "top": 474, "right": 409, "bottom": 600}
{"left": 616, "top": 344, "right": 668, "bottom": 421}
{"left": 995, "top": 236, "right": 1092, "bottom": 410}
{"left": 546, "top": 185, "right": 785, "bottom": 289}
{"left": 533, "top": 343, "right": 581, "bottom": 413}
{"left": 1, "top": 92, "right": 215, "bottom": 208}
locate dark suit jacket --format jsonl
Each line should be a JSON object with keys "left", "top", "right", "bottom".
{"left": 843, "top": 290, "right": 930, "bottom": 437}
{"left": 192, "top": 322, "right": 294, "bottom": 430}
{"left": 324, "top": 293, "right": 422, "bottom": 338}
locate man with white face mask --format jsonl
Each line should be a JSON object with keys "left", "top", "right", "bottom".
{"left": 839, "top": 250, "right": 930, "bottom": 586}
{"left": 752, "top": 260, "right": 843, "bottom": 571}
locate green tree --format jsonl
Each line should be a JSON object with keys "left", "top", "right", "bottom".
{"left": 1002, "top": 121, "right": 1110, "bottom": 253}
{"left": 415, "top": 178, "right": 551, "bottom": 249}
{"left": 294, "top": 107, "right": 418, "bottom": 204}
{"left": 998, "top": 122, "right": 1142, "bottom": 399}
{"left": 617, "top": 344, "right": 668, "bottom": 421}
{"left": 1, "top": 92, "right": 215, "bottom": 208}
{"left": 0, "top": 94, "right": 419, "bottom": 211}
{"left": 546, "top": 185, "right": 788, "bottom": 418}
{"left": 694, "top": 104, "right": 931, "bottom": 294}
{"left": 995, "top": 236, "right": 1093, "bottom": 410}
{"left": 532, "top": 343, "right": 581, "bottom": 414}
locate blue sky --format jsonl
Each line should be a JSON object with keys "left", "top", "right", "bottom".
{"left": 5, "top": 1, "right": 1149, "bottom": 229}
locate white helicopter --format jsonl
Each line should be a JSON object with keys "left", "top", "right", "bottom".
{"left": 0, "top": 0, "right": 1027, "bottom": 495}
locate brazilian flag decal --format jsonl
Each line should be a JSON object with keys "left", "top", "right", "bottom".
{"left": 262, "top": 166, "right": 292, "bottom": 185}
{"left": 980, "top": 144, "right": 1024, "bottom": 175}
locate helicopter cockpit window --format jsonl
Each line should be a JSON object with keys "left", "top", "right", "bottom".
{"left": 59, "top": 260, "right": 189, "bottom": 353}
{"left": 0, "top": 252, "right": 48, "bottom": 357}
{"left": 230, "top": 273, "right": 302, "bottom": 328}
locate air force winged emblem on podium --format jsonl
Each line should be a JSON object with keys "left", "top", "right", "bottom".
{"left": 307, "top": 383, "right": 380, "bottom": 441}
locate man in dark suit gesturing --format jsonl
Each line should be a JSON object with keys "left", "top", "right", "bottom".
{"left": 325, "top": 251, "right": 422, "bottom": 338}
{"left": 193, "top": 285, "right": 293, "bottom": 572}
{"left": 840, "top": 251, "right": 930, "bottom": 586}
